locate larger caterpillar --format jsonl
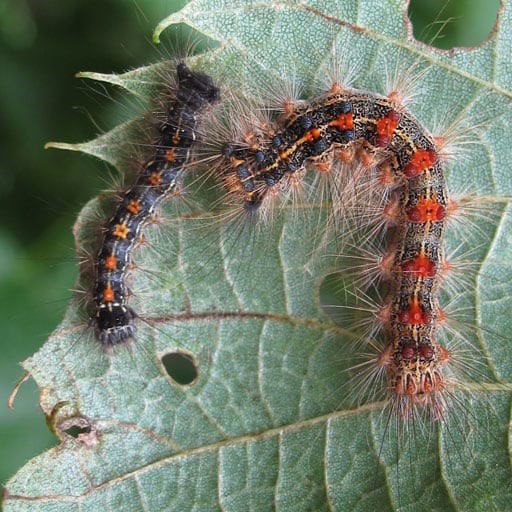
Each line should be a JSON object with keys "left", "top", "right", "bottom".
{"left": 214, "top": 84, "right": 461, "bottom": 419}
{"left": 92, "top": 62, "right": 219, "bottom": 345}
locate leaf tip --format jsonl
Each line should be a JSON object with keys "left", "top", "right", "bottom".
{"left": 153, "top": 11, "right": 185, "bottom": 44}
{"left": 75, "top": 71, "right": 94, "bottom": 79}
{"left": 45, "top": 141, "right": 81, "bottom": 152}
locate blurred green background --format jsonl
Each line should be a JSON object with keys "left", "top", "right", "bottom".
{"left": 0, "top": 0, "right": 500, "bottom": 492}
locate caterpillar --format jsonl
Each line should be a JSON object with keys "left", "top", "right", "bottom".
{"left": 90, "top": 61, "right": 219, "bottom": 346}
{"left": 207, "top": 74, "right": 486, "bottom": 421}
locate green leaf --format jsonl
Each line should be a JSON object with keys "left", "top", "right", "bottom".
{"left": 4, "top": 1, "right": 512, "bottom": 511}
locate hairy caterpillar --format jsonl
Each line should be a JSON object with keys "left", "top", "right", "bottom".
{"left": 83, "top": 61, "right": 219, "bottom": 346}
{"left": 202, "top": 58, "right": 507, "bottom": 425}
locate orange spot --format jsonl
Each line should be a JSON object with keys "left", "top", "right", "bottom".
{"left": 230, "top": 157, "right": 246, "bottom": 167}
{"left": 303, "top": 128, "right": 322, "bottom": 142}
{"left": 407, "top": 197, "right": 446, "bottom": 223}
{"left": 437, "top": 308, "right": 446, "bottom": 323}
{"left": 127, "top": 199, "right": 142, "bottom": 215}
{"left": 376, "top": 111, "right": 400, "bottom": 147}
{"left": 103, "top": 284, "right": 115, "bottom": 302}
{"left": 165, "top": 148, "right": 176, "bottom": 162}
{"left": 404, "top": 149, "right": 436, "bottom": 178}
{"left": 402, "top": 254, "right": 436, "bottom": 278}
{"left": 113, "top": 223, "right": 129, "bottom": 240}
{"left": 104, "top": 254, "right": 117, "bottom": 271}
{"left": 149, "top": 172, "right": 162, "bottom": 186}
{"left": 330, "top": 112, "right": 354, "bottom": 130}
{"left": 398, "top": 298, "right": 429, "bottom": 324}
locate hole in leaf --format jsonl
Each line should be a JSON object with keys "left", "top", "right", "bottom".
{"left": 63, "top": 425, "right": 91, "bottom": 438}
{"left": 161, "top": 351, "right": 198, "bottom": 385}
{"left": 408, "top": 0, "right": 499, "bottom": 49}
{"left": 57, "top": 416, "right": 98, "bottom": 446}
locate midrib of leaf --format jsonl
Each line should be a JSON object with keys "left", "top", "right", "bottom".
{"left": 6, "top": 402, "right": 383, "bottom": 503}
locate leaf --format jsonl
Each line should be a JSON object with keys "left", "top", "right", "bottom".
{"left": 4, "top": 1, "right": 512, "bottom": 511}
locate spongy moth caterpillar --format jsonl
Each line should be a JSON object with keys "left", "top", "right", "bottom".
{"left": 90, "top": 62, "right": 219, "bottom": 345}
{"left": 207, "top": 68, "right": 504, "bottom": 424}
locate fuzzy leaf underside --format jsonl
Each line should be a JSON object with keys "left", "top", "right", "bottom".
{"left": 5, "top": 1, "right": 512, "bottom": 511}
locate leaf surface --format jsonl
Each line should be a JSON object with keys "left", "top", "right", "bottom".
{"left": 5, "top": 1, "right": 512, "bottom": 511}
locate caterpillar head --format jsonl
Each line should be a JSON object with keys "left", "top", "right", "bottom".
{"left": 380, "top": 339, "right": 452, "bottom": 418}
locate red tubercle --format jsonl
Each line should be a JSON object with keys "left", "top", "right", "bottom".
{"left": 418, "top": 344, "right": 434, "bottom": 360}
{"left": 165, "top": 148, "right": 176, "bottom": 162}
{"left": 406, "top": 197, "right": 446, "bottom": 223}
{"left": 148, "top": 171, "right": 162, "bottom": 186}
{"left": 376, "top": 111, "right": 400, "bottom": 147}
{"left": 403, "top": 149, "right": 436, "bottom": 178}
{"left": 401, "top": 344, "right": 415, "bottom": 360}
{"left": 127, "top": 199, "right": 142, "bottom": 215}
{"left": 402, "top": 253, "right": 436, "bottom": 278}
{"left": 330, "top": 112, "right": 354, "bottom": 130}
{"left": 398, "top": 298, "right": 429, "bottom": 325}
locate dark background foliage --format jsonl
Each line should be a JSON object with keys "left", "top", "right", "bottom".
{"left": 0, "top": 0, "right": 500, "bottom": 488}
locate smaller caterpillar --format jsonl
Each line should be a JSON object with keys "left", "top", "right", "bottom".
{"left": 91, "top": 62, "right": 219, "bottom": 345}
